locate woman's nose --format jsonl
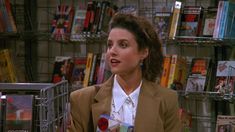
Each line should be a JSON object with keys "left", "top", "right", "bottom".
{"left": 108, "top": 45, "right": 117, "bottom": 55}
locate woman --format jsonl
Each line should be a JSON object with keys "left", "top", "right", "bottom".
{"left": 69, "top": 13, "right": 181, "bottom": 132}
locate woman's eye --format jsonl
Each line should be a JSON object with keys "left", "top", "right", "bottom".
{"left": 120, "top": 42, "right": 128, "bottom": 48}
{"left": 107, "top": 42, "right": 112, "bottom": 49}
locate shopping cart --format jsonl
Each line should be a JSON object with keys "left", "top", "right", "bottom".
{"left": 0, "top": 80, "right": 69, "bottom": 132}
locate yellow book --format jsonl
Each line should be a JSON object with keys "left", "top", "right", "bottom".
{"left": 0, "top": 49, "right": 17, "bottom": 82}
{"left": 160, "top": 55, "right": 172, "bottom": 88}
{"left": 83, "top": 53, "right": 94, "bottom": 87}
{"left": 168, "top": 1, "right": 182, "bottom": 39}
{"left": 167, "top": 54, "right": 188, "bottom": 90}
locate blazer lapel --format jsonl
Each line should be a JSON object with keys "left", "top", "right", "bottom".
{"left": 134, "top": 80, "right": 163, "bottom": 131}
{"left": 91, "top": 77, "right": 113, "bottom": 130}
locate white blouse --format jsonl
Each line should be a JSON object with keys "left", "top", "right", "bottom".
{"left": 110, "top": 75, "right": 142, "bottom": 126}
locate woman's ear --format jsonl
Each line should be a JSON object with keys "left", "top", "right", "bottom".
{"left": 141, "top": 48, "right": 149, "bottom": 59}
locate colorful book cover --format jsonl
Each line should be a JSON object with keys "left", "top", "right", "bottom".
{"left": 185, "top": 58, "right": 211, "bottom": 92}
{"left": 216, "top": 115, "right": 235, "bottom": 132}
{"left": 154, "top": 12, "right": 171, "bottom": 40}
{"left": 83, "top": 1, "right": 96, "bottom": 33}
{"left": 5, "top": 95, "right": 33, "bottom": 132}
{"left": 51, "top": 56, "right": 74, "bottom": 84}
{"left": 214, "top": 61, "right": 235, "bottom": 94}
{"left": 70, "top": 8, "right": 86, "bottom": 41}
{"left": 71, "top": 57, "right": 87, "bottom": 90}
{"left": 51, "top": 5, "right": 74, "bottom": 41}
{"left": 202, "top": 7, "right": 217, "bottom": 36}
{"left": 179, "top": 6, "right": 204, "bottom": 37}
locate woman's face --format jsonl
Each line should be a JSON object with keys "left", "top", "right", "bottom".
{"left": 106, "top": 28, "right": 148, "bottom": 76}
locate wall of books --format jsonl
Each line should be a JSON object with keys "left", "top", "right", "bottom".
{"left": 1, "top": 0, "right": 235, "bottom": 131}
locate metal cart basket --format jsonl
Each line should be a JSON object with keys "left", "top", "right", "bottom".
{"left": 0, "top": 80, "right": 69, "bottom": 132}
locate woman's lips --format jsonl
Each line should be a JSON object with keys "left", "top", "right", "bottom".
{"left": 110, "top": 59, "right": 120, "bottom": 67}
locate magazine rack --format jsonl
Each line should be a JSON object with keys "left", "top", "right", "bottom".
{"left": 0, "top": 80, "right": 69, "bottom": 132}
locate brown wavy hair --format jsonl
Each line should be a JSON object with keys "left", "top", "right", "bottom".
{"left": 108, "top": 13, "right": 163, "bottom": 82}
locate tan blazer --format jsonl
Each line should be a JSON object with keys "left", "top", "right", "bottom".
{"left": 68, "top": 76, "right": 181, "bottom": 132}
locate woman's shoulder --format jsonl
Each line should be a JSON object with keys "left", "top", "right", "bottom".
{"left": 157, "top": 85, "right": 178, "bottom": 97}
{"left": 70, "top": 85, "right": 98, "bottom": 99}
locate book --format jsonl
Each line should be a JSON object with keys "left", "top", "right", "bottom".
{"left": 0, "top": 49, "right": 17, "bottom": 83}
{"left": 185, "top": 58, "right": 211, "bottom": 92}
{"left": 4, "top": 0, "right": 17, "bottom": 32}
{"left": 91, "top": 1, "right": 102, "bottom": 34}
{"left": 4, "top": 95, "right": 33, "bottom": 132}
{"left": 70, "top": 8, "right": 86, "bottom": 41}
{"left": 154, "top": 12, "right": 171, "bottom": 40}
{"left": 0, "top": 0, "right": 12, "bottom": 32}
{"left": 97, "top": 1, "right": 111, "bottom": 34}
{"left": 160, "top": 55, "right": 172, "bottom": 88}
{"left": 213, "top": 1, "right": 224, "bottom": 39}
{"left": 88, "top": 54, "right": 98, "bottom": 86}
{"left": 202, "top": 7, "right": 217, "bottom": 36}
{"left": 214, "top": 61, "right": 235, "bottom": 95}
{"left": 83, "top": 53, "right": 94, "bottom": 87}
{"left": 96, "top": 53, "right": 107, "bottom": 84}
{"left": 101, "top": 3, "right": 115, "bottom": 33}
{"left": 179, "top": 6, "right": 204, "bottom": 37}
{"left": 168, "top": 1, "right": 182, "bottom": 39}
{"left": 216, "top": 115, "right": 235, "bottom": 132}
{"left": 167, "top": 54, "right": 188, "bottom": 90}
{"left": 224, "top": 1, "right": 235, "bottom": 39}
{"left": 51, "top": 56, "right": 74, "bottom": 84}
{"left": 51, "top": 5, "right": 74, "bottom": 41}
{"left": 71, "top": 57, "right": 87, "bottom": 90}
{"left": 83, "top": 1, "right": 96, "bottom": 34}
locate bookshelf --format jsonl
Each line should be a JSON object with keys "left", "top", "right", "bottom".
{"left": 121, "top": 0, "right": 235, "bottom": 131}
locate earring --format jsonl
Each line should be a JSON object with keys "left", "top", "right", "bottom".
{"left": 140, "top": 60, "right": 143, "bottom": 67}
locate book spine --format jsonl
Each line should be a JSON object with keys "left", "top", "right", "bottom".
{"left": 83, "top": 53, "right": 93, "bottom": 87}
{"left": 218, "top": 1, "right": 229, "bottom": 39}
{"left": 97, "top": 1, "right": 108, "bottom": 33}
{"left": 96, "top": 53, "right": 106, "bottom": 84}
{"left": 83, "top": 1, "right": 93, "bottom": 33}
{"left": 160, "top": 55, "right": 172, "bottom": 88}
{"left": 213, "top": 1, "right": 224, "bottom": 38}
{"left": 88, "top": 54, "right": 97, "bottom": 86}
{"left": 168, "top": 1, "right": 181, "bottom": 39}
{"left": 91, "top": 1, "right": 102, "bottom": 33}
